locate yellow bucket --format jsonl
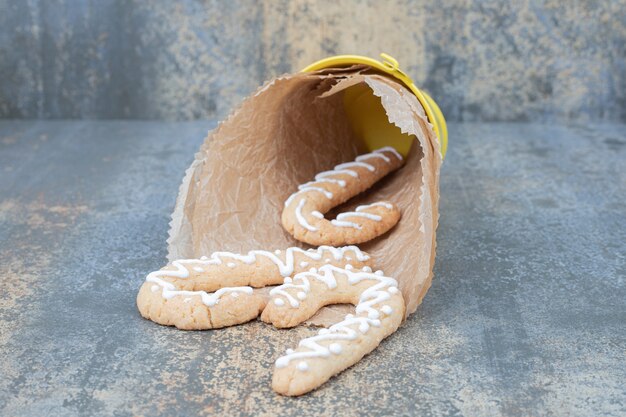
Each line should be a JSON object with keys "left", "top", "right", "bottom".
{"left": 302, "top": 53, "right": 448, "bottom": 159}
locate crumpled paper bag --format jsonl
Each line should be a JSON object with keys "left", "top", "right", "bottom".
{"left": 167, "top": 67, "right": 442, "bottom": 326}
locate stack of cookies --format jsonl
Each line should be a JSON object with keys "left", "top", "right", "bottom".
{"left": 137, "top": 146, "right": 407, "bottom": 396}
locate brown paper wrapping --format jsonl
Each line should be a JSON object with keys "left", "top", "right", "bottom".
{"left": 167, "top": 68, "right": 442, "bottom": 326}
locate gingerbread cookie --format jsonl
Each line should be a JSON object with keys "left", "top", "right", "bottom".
{"left": 137, "top": 246, "right": 373, "bottom": 330}
{"left": 263, "top": 264, "right": 405, "bottom": 396}
{"left": 282, "top": 147, "right": 404, "bottom": 246}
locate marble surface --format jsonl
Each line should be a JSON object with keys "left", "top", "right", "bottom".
{"left": 1, "top": 0, "right": 625, "bottom": 122}
{"left": 0, "top": 120, "right": 624, "bottom": 416}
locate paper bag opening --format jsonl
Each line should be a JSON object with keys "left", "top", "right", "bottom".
{"left": 167, "top": 68, "right": 442, "bottom": 325}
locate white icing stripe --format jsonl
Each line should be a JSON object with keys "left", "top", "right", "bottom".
{"left": 285, "top": 186, "right": 333, "bottom": 208}
{"left": 330, "top": 219, "right": 362, "bottom": 229}
{"left": 299, "top": 178, "right": 346, "bottom": 188}
{"left": 298, "top": 186, "right": 333, "bottom": 199}
{"left": 271, "top": 265, "right": 397, "bottom": 315}
{"left": 284, "top": 192, "right": 301, "bottom": 207}
{"left": 272, "top": 282, "right": 304, "bottom": 307}
{"left": 295, "top": 199, "right": 318, "bottom": 232}
{"left": 146, "top": 260, "right": 253, "bottom": 306}
{"left": 356, "top": 152, "right": 390, "bottom": 163}
{"left": 380, "top": 305, "right": 393, "bottom": 315}
{"left": 375, "top": 146, "right": 403, "bottom": 161}
{"left": 356, "top": 201, "right": 394, "bottom": 211}
{"left": 336, "top": 212, "right": 382, "bottom": 222}
{"left": 147, "top": 246, "right": 374, "bottom": 317}
{"left": 334, "top": 161, "right": 376, "bottom": 172}
{"left": 295, "top": 199, "right": 392, "bottom": 230}
{"left": 315, "top": 169, "right": 358, "bottom": 180}
{"left": 206, "top": 245, "right": 369, "bottom": 276}
{"left": 326, "top": 201, "right": 392, "bottom": 228}
{"left": 286, "top": 147, "right": 400, "bottom": 210}
{"left": 274, "top": 315, "right": 381, "bottom": 368}
{"left": 146, "top": 246, "right": 370, "bottom": 300}
{"left": 270, "top": 266, "right": 340, "bottom": 307}
{"left": 148, "top": 274, "right": 253, "bottom": 307}
{"left": 273, "top": 266, "right": 399, "bottom": 369}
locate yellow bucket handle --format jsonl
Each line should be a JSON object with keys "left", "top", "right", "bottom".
{"left": 301, "top": 53, "right": 448, "bottom": 159}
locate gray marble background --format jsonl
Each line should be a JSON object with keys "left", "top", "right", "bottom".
{"left": 1, "top": 0, "right": 625, "bottom": 122}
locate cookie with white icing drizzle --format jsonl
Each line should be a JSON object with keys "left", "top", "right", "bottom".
{"left": 263, "top": 264, "right": 405, "bottom": 396}
{"left": 282, "top": 147, "right": 404, "bottom": 246}
{"left": 137, "top": 283, "right": 264, "bottom": 330}
{"left": 137, "top": 246, "right": 373, "bottom": 330}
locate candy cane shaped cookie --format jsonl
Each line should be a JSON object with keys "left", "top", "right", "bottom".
{"left": 282, "top": 147, "right": 404, "bottom": 246}
{"left": 137, "top": 282, "right": 263, "bottom": 330}
{"left": 262, "top": 264, "right": 405, "bottom": 396}
{"left": 137, "top": 246, "right": 373, "bottom": 330}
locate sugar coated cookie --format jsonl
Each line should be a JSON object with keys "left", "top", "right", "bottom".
{"left": 282, "top": 147, "right": 404, "bottom": 246}
{"left": 263, "top": 264, "right": 405, "bottom": 396}
{"left": 137, "top": 246, "right": 373, "bottom": 330}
